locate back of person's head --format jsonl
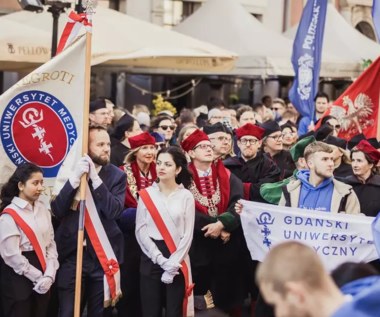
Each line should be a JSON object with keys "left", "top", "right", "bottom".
{"left": 304, "top": 141, "right": 333, "bottom": 162}
{"left": 208, "top": 97, "right": 226, "bottom": 110}
{"left": 132, "top": 104, "right": 150, "bottom": 116}
{"left": 256, "top": 241, "right": 326, "bottom": 295}
{"left": 331, "top": 262, "right": 379, "bottom": 288}
{"left": 112, "top": 114, "right": 136, "bottom": 141}
{"left": 0, "top": 163, "right": 43, "bottom": 212}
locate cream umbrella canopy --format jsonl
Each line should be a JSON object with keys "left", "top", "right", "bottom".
{"left": 0, "top": 6, "right": 236, "bottom": 72}
{"left": 0, "top": 19, "right": 51, "bottom": 71}
{"left": 174, "top": 0, "right": 363, "bottom": 78}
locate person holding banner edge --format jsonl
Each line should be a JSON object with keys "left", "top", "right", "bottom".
{"left": 135, "top": 146, "right": 195, "bottom": 317}
{"left": 51, "top": 125, "right": 126, "bottom": 317}
{"left": 0, "top": 163, "right": 59, "bottom": 317}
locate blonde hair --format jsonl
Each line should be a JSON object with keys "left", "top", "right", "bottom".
{"left": 256, "top": 241, "right": 325, "bottom": 295}
{"left": 304, "top": 141, "right": 333, "bottom": 162}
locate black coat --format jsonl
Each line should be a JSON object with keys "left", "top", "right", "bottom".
{"left": 110, "top": 141, "right": 130, "bottom": 167}
{"left": 342, "top": 174, "right": 380, "bottom": 217}
{"left": 52, "top": 164, "right": 127, "bottom": 263}
{"left": 189, "top": 170, "right": 244, "bottom": 311}
{"left": 272, "top": 150, "right": 296, "bottom": 180}
{"left": 223, "top": 152, "right": 281, "bottom": 202}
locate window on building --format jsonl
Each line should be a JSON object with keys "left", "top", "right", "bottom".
{"left": 163, "top": 0, "right": 183, "bottom": 28}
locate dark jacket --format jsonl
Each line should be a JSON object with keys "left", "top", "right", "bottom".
{"left": 223, "top": 151, "right": 281, "bottom": 202}
{"left": 341, "top": 174, "right": 380, "bottom": 217}
{"left": 52, "top": 164, "right": 127, "bottom": 263}
{"left": 110, "top": 141, "right": 130, "bottom": 167}
{"left": 272, "top": 150, "right": 296, "bottom": 180}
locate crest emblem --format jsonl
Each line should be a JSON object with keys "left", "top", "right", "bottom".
{"left": 330, "top": 93, "right": 373, "bottom": 138}
{"left": 297, "top": 53, "right": 314, "bottom": 100}
{"left": 256, "top": 212, "right": 275, "bottom": 249}
{"left": 1, "top": 90, "right": 77, "bottom": 177}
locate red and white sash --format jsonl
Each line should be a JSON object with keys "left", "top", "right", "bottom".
{"left": 2, "top": 208, "right": 47, "bottom": 272}
{"left": 57, "top": 11, "right": 92, "bottom": 54}
{"left": 139, "top": 188, "right": 194, "bottom": 317}
{"left": 84, "top": 183, "right": 121, "bottom": 307}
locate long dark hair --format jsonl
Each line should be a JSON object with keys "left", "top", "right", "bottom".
{"left": 157, "top": 146, "right": 192, "bottom": 189}
{"left": 0, "top": 163, "right": 43, "bottom": 212}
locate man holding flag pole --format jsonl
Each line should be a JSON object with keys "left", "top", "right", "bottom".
{"left": 50, "top": 3, "right": 126, "bottom": 317}
{"left": 289, "top": 0, "right": 328, "bottom": 137}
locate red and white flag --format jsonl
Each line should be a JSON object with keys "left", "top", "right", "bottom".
{"left": 57, "top": 11, "right": 92, "bottom": 54}
{"left": 0, "top": 36, "right": 86, "bottom": 190}
{"left": 317, "top": 56, "right": 380, "bottom": 140}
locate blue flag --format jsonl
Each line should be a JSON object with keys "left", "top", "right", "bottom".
{"left": 372, "top": 212, "right": 380, "bottom": 257}
{"left": 372, "top": 0, "right": 380, "bottom": 42}
{"left": 289, "top": 0, "right": 327, "bottom": 120}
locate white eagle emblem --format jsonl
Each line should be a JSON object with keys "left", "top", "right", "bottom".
{"left": 297, "top": 54, "right": 314, "bottom": 100}
{"left": 330, "top": 93, "right": 373, "bottom": 135}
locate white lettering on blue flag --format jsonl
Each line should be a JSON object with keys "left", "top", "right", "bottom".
{"left": 289, "top": 0, "right": 327, "bottom": 118}
{"left": 240, "top": 201, "right": 378, "bottom": 271}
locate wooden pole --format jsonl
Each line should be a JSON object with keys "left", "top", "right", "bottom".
{"left": 73, "top": 29, "right": 92, "bottom": 317}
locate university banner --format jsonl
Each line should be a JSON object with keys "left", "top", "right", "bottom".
{"left": 0, "top": 36, "right": 86, "bottom": 197}
{"left": 289, "top": 0, "right": 327, "bottom": 120}
{"left": 240, "top": 200, "right": 378, "bottom": 271}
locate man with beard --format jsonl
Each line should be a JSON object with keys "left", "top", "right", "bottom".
{"left": 181, "top": 129, "right": 244, "bottom": 316}
{"left": 51, "top": 126, "right": 126, "bottom": 317}
{"left": 279, "top": 141, "right": 360, "bottom": 213}
{"left": 203, "top": 122, "right": 231, "bottom": 161}
{"left": 117, "top": 132, "right": 157, "bottom": 317}
{"left": 223, "top": 123, "right": 280, "bottom": 202}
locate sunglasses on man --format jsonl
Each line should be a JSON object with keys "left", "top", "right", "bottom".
{"left": 159, "top": 125, "right": 176, "bottom": 131}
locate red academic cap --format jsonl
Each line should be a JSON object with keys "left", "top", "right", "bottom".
{"left": 128, "top": 132, "right": 155, "bottom": 149}
{"left": 355, "top": 139, "right": 380, "bottom": 164}
{"left": 235, "top": 123, "right": 265, "bottom": 140}
{"left": 181, "top": 129, "right": 209, "bottom": 152}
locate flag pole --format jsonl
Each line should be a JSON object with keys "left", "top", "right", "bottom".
{"left": 73, "top": 13, "right": 92, "bottom": 317}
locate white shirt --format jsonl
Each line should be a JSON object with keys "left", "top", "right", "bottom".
{"left": 135, "top": 183, "right": 195, "bottom": 266}
{"left": 0, "top": 197, "right": 59, "bottom": 282}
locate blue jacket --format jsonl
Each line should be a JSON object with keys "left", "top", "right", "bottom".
{"left": 333, "top": 280, "right": 380, "bottom": 317}
{"left": 297, "top": 170, "right": 334, "bottom": 212}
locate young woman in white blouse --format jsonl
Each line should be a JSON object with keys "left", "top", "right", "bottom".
{"left": 136, "top": 146, "right": 195, "bottom": 317}
{"left": 0, "top": 163, "right": 59, "bottom": 317}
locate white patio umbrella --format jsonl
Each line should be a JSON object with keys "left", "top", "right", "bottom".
{"left": 0, "top": 6, "right": 237, "bottom": 72}
{"left": 0, "top": 19, "right": 51, "bottom": 71}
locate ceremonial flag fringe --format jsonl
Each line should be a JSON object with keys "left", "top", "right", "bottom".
{"left": 0, "top": 36, "right": 86, "bottom": 195}
{"left": 315, "top": 56, "right": 380, "bottom": 140}
{"left": 289, "top": 0, "right": 327, "bottom": 120}
{"left": 57, "top": 11, "right": 92, "bottom": 55}
{"left": 240, "top": 201, "right": 378, "bottom": 271}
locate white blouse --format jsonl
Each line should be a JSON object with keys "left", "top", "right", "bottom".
{"left": 135, "top": 183, "right": 195, "bottom": 266}
{"left": 0, "top": 197, "right": 59, "bottom": 282}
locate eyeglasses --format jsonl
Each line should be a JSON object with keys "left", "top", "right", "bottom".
{"left": 267, "top": 134, "right": 284, "bottom": 141}
{"left": 239, "top": 138, "right": 258, "bottom": 145}
{"left": 209, "top": 136, "right": 229, "bottom": 142}
{"left": 159, "top": 125, "right": 176, "bottom": 131}
{"left": 193, "top": 144, "right": 213, "bottom": 150}
{"left": 156, "top": 143, "right": 166, "bottom": 149}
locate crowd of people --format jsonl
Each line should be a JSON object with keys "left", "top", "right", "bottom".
{"left": 0, "top": 93, "right": 380, "bottom": 317}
